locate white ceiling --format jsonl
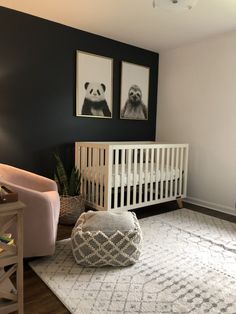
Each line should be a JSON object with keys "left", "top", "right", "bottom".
{"left": 1, "top": 0, "right": 236, "bottom": 52}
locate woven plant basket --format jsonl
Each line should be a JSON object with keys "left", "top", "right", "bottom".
{"left": 59, "top": 195, "right": 85, "bottom": 225}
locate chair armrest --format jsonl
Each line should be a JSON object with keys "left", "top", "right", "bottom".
{"left": 1, "top": 165, "right": 58, "bottom": 192}
{"left": 0, "top": 180, "right": 56, "bottom": 208}
{"left": 2, "top": 180, "right": 60, "bottom": 258}
{"left": 1, "top": 180, "right": 60, "bottom": 233}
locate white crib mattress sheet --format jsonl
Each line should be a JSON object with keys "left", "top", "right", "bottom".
{"left": 84, "top": 164, "right": 180, "bottom": 188}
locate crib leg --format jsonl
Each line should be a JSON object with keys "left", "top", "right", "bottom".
{"left": 176, "top": 197, "right": 183, "bottom": 209}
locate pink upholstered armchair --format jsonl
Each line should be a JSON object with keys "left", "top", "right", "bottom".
{"left": 0, "top": 163, "right": 60, "bottom": 258}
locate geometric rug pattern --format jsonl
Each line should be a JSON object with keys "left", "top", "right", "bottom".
{"left": 29, "top": 208, "right": 236, "bottom": 314}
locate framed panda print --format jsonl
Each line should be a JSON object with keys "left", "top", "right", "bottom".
{"left": 120, "top": 61, "right": 150, "bottom": 120}
{"left": 76, "top": 51, "right": 113, "bottom": 118}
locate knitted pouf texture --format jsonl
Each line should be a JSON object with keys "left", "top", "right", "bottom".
{"left": 71, "top": 211, "right": 142, "bottom": 267}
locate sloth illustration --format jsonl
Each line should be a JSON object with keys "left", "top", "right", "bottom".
{"left": 121, "top": 85, "right": 148, "bottom": 120}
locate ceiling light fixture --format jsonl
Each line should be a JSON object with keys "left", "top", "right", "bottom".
{"left": 152, "top": 0, "right": 198, "bottom": 10}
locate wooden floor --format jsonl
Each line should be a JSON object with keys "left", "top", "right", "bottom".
{"left": 10, "top": 201, "right": 236, "bottom": 314}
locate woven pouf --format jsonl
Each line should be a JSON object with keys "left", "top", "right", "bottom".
{"left": 71, "top": 210, "right": 142, "bottom": 267}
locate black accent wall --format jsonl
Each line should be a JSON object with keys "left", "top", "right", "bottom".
{"left": 0, "top": 6, "right": 159, "bottom": 177}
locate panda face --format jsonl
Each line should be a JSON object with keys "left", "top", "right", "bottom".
{"left": 85, "top": 82, "right": 106, "bottom": 102}
{"left": 128, "top": 85, "right": 142, "bottom": 103}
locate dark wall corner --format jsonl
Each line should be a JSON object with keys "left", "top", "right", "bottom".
{"left": 0, "top": 6, "right": 159, "bottom": 177}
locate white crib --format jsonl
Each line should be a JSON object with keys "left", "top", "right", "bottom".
{"left": 75, "top": 141, "right": 189, "bottom": 211}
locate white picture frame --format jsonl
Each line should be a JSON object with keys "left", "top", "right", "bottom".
{"left": 76, "top": 51, "right": 113, "bottom": 118}
{"left": 120, "top": 61, "right": 150, "bottom": 120}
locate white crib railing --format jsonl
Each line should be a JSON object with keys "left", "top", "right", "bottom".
{"left": 75, "top": 142, "right": 189, "bottom": 211}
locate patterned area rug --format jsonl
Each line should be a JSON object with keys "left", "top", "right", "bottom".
{"left": 29, "top": 209, "right": 236, "bottom": 314}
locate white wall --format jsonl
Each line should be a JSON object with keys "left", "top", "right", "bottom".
{"left": 156, "top": 30, "right": 236, "bottom": 215}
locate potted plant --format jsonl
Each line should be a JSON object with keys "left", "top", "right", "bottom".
{"left": 54, "top": 153, "right": 84, "bottom": 225}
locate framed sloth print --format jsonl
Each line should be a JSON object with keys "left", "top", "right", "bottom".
{"left": 76, "top": 51, "right": 113, "bottom": 118}
{"left": 120, "top": 61, "right": 150, "bottom": 120}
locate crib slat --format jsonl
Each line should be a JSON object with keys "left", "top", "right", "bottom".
{"left": 92, "top": 148, "right": 95, "bottom": 204}
{"left": 149, "top": 148, "right": 154, "bottom": 201}
{"left": 179, "top": 147, "right": 184, "bottom": 195}
{"left": 114, "top": 149, "right": 119, "bottom": 209}
{"left": 95, "top": 148, "right": 99, "bottom": 205}
{"left": 120, "top": 149, "right": 125, "bottom": 208}
{"left": 99, "top": 148, "right": 104, "bottom": 207}
{"left": 139, "top": 148, "right": 143, "bottom": 204}
{"left": 91, "top": 148, "right": 94, "bottom": 203}
{"left": 133, "top": 148, "right": 138, "bottom": 206}
{"left": 144, "top": 148, "right": 149, "bottom": 203}
{"left": 160, "top": 148, "right": 165, "bottom": 200}
{"left": 170, "top": 147, "right": 175, "bottom": 197}
{"left": 84, "top": 147, "right": 87, "bottom": 201}
{"left": 183, "top": 146, "right": 189, "bottom": 197}
{"left": 75, "top": 144, "right": 80, "bottom": 170}
{"left": 98, "top": 148, "right": 101, "bottom": 206}
{"left": 93, "top": 147, "right": 96, "bottom": 203}
{"left": 91, "top": 148, "right": 95, "bottom": 203}
{"left": 165, "top": 147, "right": 170, "bottom": 198}
{"left": 76, "top": 145, "right": 81, "bottom": 193}
{"left": 155, "top": 147, "right": 160, "bottom": 200}
{"left": 104, "top": 146, "right": 112, "bottom": 210}
{"left": 127, "top": 148, "right": 131, "bottom": 207}
{"left": 81, "top": 147, "right": 85, "bottom": 200}
{"left": 86, "top": 147, "right": 90, "bottom": 202}
{"left": 175, "top": 147, "right": 180, "bottom": 197}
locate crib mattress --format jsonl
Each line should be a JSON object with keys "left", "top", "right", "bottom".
{"left": 84, "top": 164, "right": 180, "bottom": 188}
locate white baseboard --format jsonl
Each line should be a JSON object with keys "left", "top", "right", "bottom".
{"left": 185, "top": 196, "right": 236, "bottom": 217}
